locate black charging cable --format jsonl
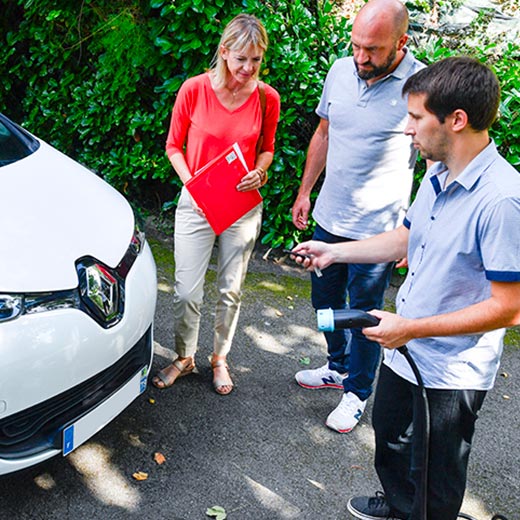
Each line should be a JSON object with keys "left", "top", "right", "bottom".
{"left": 397, "top": 343, "right": 430, "bottom": 520}
{"left": 316, "top": 309, "right": 509, "bottom": 520}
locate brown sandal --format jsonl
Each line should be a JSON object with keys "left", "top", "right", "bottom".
{"left": 152, "top": 356, "right": 195, "bottom": 389}
{"left": 211, "top": 355, "right": 234, "bottom": 396}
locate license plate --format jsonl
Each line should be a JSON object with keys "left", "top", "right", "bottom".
{"left": 63, "top": 367, "right": 148, "bottom": 456}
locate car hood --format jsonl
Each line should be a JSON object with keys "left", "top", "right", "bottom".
{"left": 0, "top": 140, "right": 135, "bottom": 292}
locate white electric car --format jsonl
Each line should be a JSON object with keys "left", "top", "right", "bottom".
{"left": 0, "top": 113, "right": 157, "bottom": 475}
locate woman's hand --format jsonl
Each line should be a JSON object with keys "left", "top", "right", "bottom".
{"left": 237, "top": 168, "right": 265, "bottom": 192}
{"left": 190, "top": 196, "right": 205, "bottom": 217}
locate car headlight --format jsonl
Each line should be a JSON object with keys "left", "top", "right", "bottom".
{"left": 0, "top": 226, "right": 143, "bottom": 326}
{"left": 117, "top": 222, "right": 144, "bottom": 278}
{"left": 24, "top": 290, "right": 80, "bottom": 314}
{"left": 130, "top": 220, "right": 144, "bottom": 255}
{"left": 0, "top": 291, "right": 79, "bottom": 323}
{"left": 0, "top": 295, "right": 23, "bottom": 323}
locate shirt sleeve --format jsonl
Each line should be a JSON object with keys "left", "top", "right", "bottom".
{"left": 316, "top": 62, "right": 337, "bottom": 120}
{"left": 480, "top": 196, "right": 520, "bottom": 281}
{"left": 165, "top": 78, "right": 197, "bottom": 159}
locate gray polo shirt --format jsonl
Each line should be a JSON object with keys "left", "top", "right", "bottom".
{"left": 385, "top": 141, "right": 520, "bottom": 390}
{"left": 312, "top": 50, "right": 424, "bottom": 239}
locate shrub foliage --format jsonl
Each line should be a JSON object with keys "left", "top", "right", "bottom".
{"left": 1, "top": 0, "right": 518, "bottom": 248}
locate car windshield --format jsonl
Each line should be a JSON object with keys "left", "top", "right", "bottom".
{"left": 0, "top": 114, "right": 40, "bottom": 167}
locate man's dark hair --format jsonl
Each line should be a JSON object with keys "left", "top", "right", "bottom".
{"left": 402, "top": 57, "right": 500, "bottom": 131}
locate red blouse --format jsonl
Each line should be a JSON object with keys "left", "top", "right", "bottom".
{"left": 166, "top": 72, "right": 280, "bottom": 174}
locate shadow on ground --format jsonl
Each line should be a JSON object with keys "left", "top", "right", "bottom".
{"left": 0, "top": 222, "right": 518, "bottom": 519}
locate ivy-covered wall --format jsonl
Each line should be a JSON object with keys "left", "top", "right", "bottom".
{"left": 1, "top": 0, "right": 519, "bottom": 248}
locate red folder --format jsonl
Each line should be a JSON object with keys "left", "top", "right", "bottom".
{"left": 185, "top": 143, "right": 262, "bottom": 235}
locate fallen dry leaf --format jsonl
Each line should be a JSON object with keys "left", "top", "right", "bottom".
{"left": 132, "top": 471, "right": 149, "bottom": 481}
{"left": 154, "top": 452, "right": 166, "bottom": 465}
{"left": 128, "top": 433, "right": 144, "bottom": 447}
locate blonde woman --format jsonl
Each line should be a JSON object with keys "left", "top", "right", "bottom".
{"left": 153, "top": 14, "right": 280, "bottom": 395}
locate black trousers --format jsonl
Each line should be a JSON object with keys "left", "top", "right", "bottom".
{"left": 373, "top": 363, "right": 487, "bottom": 520}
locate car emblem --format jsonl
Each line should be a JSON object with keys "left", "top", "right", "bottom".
{"left": 86, "top": 263, "right": 118, "bottom": 319}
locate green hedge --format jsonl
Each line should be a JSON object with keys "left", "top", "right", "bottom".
{"left": 1, "top": 0, "right": 518, "bottom": 248}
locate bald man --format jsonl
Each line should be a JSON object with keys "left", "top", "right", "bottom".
{"left": 291, "top": 0, "right": 424, "bottom": 433}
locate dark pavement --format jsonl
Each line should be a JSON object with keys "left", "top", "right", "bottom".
{"left": 0, "top": 229, "right": 518, "bottom": 519}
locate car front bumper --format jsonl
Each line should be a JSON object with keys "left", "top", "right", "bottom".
{"left": 0, "top": 242, "right": 157, "bottom": 475}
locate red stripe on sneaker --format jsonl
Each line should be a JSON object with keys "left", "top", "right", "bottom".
{"left": 297, "top": 381, "right": 344, "bottom": 389}
{"left": 325, "top": 421, "right": 354, "bottom": 433}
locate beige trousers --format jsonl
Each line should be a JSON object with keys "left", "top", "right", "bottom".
{"left": 173, "top": 188, "right": 262, "bottom": 358}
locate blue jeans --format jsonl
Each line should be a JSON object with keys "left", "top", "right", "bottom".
{"left": 311, "top": 224, "right": 393, "bottom": 401}
{"left": 373, "top": 364, "right": 486, "bottom": 520}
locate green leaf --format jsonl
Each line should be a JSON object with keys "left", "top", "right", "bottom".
{"left": 45, "top": 10, "right": 62, "bottom": 21}
{"left": 206, "top": 505, "right": 227, "bottom": 520}
{"left": 162, "top": 200, "right": 176, "bottom": 211}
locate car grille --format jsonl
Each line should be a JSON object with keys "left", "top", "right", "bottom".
{"left": 0, "top": 326, "right": 152, "bottom": 459}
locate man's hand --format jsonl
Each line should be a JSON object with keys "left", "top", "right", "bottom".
{"left": 291, "top": 196, "right": 310, "bottom": 230}
{"left": 395, "top": 257, "right": 408, "bottom": 269}
{"left": 292, "top": 240, "right": 336, "bottom": 271}
{"left": 362, "top": 310, "right": 414, "bottom": 349}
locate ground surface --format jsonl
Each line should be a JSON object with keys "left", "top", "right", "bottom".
{"left": 0, "top": 223, "right": 518, "bottom": 519}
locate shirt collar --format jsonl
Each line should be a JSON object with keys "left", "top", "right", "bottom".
{"left": 389, "top": 48, "right": 416, "bottom": 80}
{"left": 428, "top": 140, "right": 499, "bottom": 194}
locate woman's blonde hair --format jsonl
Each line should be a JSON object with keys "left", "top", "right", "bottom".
{"left": 210, "top": 14, "right": 269, "bottom": 88}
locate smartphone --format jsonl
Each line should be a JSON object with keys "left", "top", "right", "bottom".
{"left": 282, "top": 249, "right": 322, "bottom": 277}
{"left": 283, "top": 249, "right": 310, "bottom": 260}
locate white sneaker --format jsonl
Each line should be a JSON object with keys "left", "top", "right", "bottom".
{"left": 295, "top": 363, "right": 347, "bottom": 389}
{"left": 326, "top": 392, "right": 366, "bottom": 433}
